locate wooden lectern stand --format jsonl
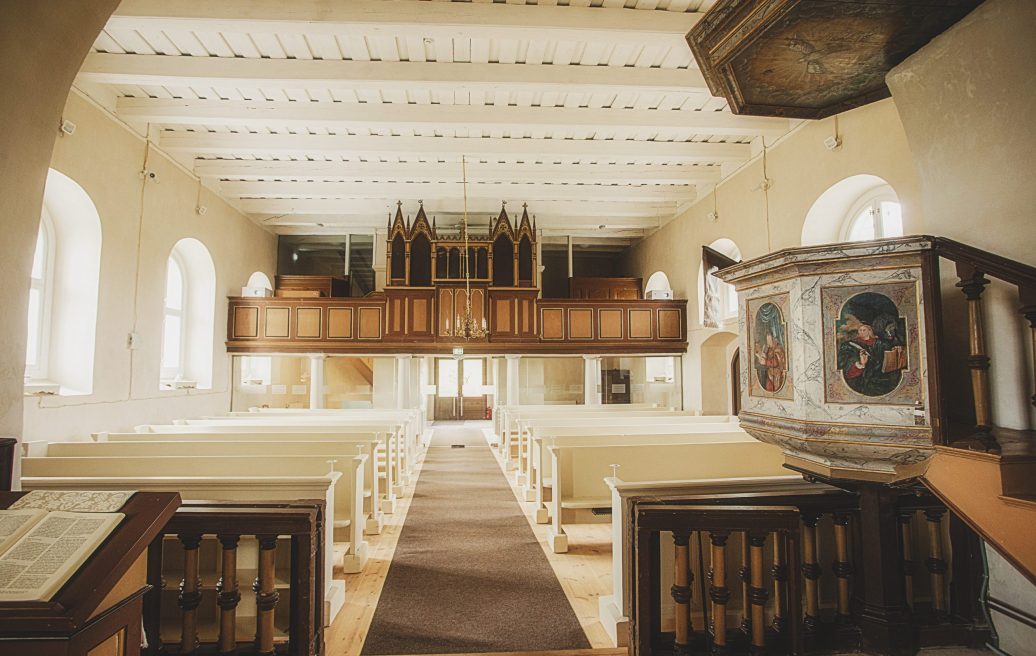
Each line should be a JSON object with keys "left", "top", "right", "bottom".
{"left": 0, "top": 491, "right": 180, "bottom": 656}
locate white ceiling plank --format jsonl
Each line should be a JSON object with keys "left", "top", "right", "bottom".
{"left": 238, "top": 196, "right": 676, "bottom": 218}
{"left": 160, "top": 131, "right": 751, "bottom": 163}
{"left": 108, "top": 0, "right": 704, "bottom": 48}
{"left": 192, "top": 159, "right": 723, "bottom": 185}
{"left": 79, "top": 52, "right": 709, "bottom": 96}
{"left": 116, "top": 97, "right": 791, "bottom": 137}
{"left": 218, "top": 179, "right": 697, "bottom": 202}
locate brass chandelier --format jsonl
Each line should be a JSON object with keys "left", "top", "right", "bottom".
{"left": 455, "top": 155, "right": 487, "bottom": 340}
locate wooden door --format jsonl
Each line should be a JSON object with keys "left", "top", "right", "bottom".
{"left": 434, "top": 358, "right": 487, "bottom": 420}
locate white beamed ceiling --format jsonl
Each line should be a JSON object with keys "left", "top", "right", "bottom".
{"left": 78, "top": 0, "right": 790, "bottom": 242}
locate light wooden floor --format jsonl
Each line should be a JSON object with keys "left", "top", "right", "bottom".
{"left": 322, "top": 423, "right": 618, "bottom": 656}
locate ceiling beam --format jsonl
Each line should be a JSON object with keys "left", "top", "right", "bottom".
{"left": 161, "top": 132, "right": 750, "bottom": 163}
{"left": 106, "top": 0, "right": 704, "bottom": 47}
{"left": 239, "top": 197, "right": 676, "bottom": 219}
{"left": 217, "top": 180, "right": 696, "bottom": 203}
{"left": 266, "top": 214, "right": 657, "bottom": 231}
{"left": 193, "top": 159, "right": 723, "bottom": 185}
{"left": 116, "top": 97, "right": 787, "bottom": 137}
{"left": 80, "top": 53, "right": 708, "bottom": 96}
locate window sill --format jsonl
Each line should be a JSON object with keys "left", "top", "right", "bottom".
{"left": 24, "top": 381, "right": 60, "bottom": 396}
{"left": 160, "top": 379, "right": 200, "bottom": 391}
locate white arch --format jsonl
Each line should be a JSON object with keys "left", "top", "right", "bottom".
{"left": 644, "top": 271, "right": 672, "bottom": 298}
{"left": 41, "top": 168, "right": 103, "bottom": 394}
{"left": 166, "top": 238, "right": 216, "bottom": 390}
{"left": 247, "top": 271, "right": 273, "bottom": 291}
{"left": 801, "top": 175, "right": 900, "bottom": 245}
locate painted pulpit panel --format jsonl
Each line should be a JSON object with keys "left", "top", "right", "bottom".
{"left": 747, "top": 294, "right": 793, "bottom": 401}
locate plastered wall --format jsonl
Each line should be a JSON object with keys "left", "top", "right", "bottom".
{"left": 22, "top": 91, "right": 277, "bottom": 442}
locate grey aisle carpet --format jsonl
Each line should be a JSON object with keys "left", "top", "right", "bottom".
{"left": 360, "top": 425, "right": 591, "bottom": 654}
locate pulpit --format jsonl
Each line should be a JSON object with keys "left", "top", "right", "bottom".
{"left": 0, "top": 491, "right": 181, "bottom": 656}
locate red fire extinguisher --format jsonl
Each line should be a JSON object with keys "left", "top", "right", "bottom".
{"left": 485, "top": 406, "right": 493, "bottom": 420}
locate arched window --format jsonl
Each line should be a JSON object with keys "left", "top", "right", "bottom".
{"left": 644, "top": 271, "right": 672, "bottom": 299}
{"left": 24, "top": 169, "right": 102, "bottom": 395}
{"left": 25, "top": 214, "right": 55, "bottom": 380}
{"left": 844, "top": 190, "right": 904, "bottom": 241}
{"left": 161, "top": 253, "right": 187, "bottom": 381}
{"left": 161, "top": 238, "right": 216, "bottom": 390}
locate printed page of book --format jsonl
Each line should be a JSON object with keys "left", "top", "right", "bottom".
{"left": 0, "top": 509, "right": 47, "bottom": 555}
{"left": 9, "top": 491, "right": 136, "bottom": 513}
{"left": 0, "top": 511, "right": 124, "bottom": 602}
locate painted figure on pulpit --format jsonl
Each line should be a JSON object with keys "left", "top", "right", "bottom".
{"left": 748, "top": 297, "right": 792, "bottom": 399}
{"left": 835, "top": 293, "right": 907, "bottom": 397}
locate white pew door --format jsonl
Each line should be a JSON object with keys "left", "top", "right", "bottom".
{"left": 434, "top": 357, "right": 486, "bottom": 420}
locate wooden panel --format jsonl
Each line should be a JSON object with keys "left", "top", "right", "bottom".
{"left": 629, "top": 309, "right": 653, "bottom": 339}
{"left": 615, "top": 288, "right": 640, "bottom": 300}
{"left": 599, "top": 309, "right": 623, "bottom": 339}
{"left": 327, "top": 307, "right": 353, "bottom": 339}
{"left": 470, "top": 289, "right": 486, "bottom": 329}
{"left": 411, "top": 297, "right": 429, "bottom": 335}
{"left": 438, "top": 289, "right": 453, "bottom": 336}
{"left": 569, "top": 276, "right": 643, "bottom": 300}
{"left": 264, "top": 307, "right": 290, "bottom": 338}
{"left": 520, "top": 298, "right": 533, "bottom": 335}
{"left": 541, "top": 308, "right": 564, "bottom": 340}
{"left": 390, "top": 296, "right": 403, "bottom": 334}
{"left": 296, "top": 307, "right": 322, "bottom": 339}
{"left": 568, "top": 308, "right": 594, "bottom": 340}
{"left": 494, "top": 298, "right": 512, "bottom": 334}
{"left": 232, "top": 306, "right": 259, "bottom": 339}
{"left": 657, "top": 308, "right": 682, "bottom": 339}
{"left": 87, "top": 629, "right": 125, "bottom": 656}
{"left": 358, "top": 307, "right": 383, "bottom": 340}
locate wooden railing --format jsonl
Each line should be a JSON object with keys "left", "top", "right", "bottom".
{"left": 931, "top": 238, "right": 1036, "bottom": 454}
{"left": 144, "top": 500, "right": 324, "bottom": 656}
{"left": 226, "top": 294, "right": 687, "bottom": 354}
{"left": 0, "top": 437, "right": 15, "bottom": 491}
{"left": 630, "top": 488, "right": 987, "bottom": 655}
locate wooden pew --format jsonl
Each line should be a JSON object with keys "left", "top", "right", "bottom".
{"left": 544, "top": 436, "right": 787, "bottom": 552}
{"left": 494, "top": 403, "right": 662, "bottom": 459}
{"left": 136, "top": 422, "right": 412, "bottom": 497}
{"left": 46, "top": 437, "right": 391, "bottom": 534}
{"left": 18, "top": 473, "right": 346, "bottom": 626}
{"left": 239, "top": 407, "right": 426, "bottom": 441}
{"left": 527, "top": 422, "right": 744, "bottom": 518}
{"left": 519, "top": 414, "right": 735, "bottom": 496}
{"left": 20, "top": 453, "right": 369, "bottom": 573}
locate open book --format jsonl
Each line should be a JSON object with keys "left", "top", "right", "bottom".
{"left": 0, "top": 509, "right": 123, "bottom": 601}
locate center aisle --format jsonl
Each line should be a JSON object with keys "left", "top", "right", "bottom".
{"left": 360, "top": 424, "right": 591, "bottom": 654}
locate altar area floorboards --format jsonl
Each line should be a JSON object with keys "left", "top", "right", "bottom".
{"left": 324, "top": 422, "right": 613, "bottom": 656}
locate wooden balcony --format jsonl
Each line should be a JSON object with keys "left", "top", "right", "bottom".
{"left": 226, "top": 293, "right": 687, "bottom": 355}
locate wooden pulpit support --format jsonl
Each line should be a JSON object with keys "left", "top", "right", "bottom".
{"left": 0, "top": 491, "right": 181, "bottom": 656}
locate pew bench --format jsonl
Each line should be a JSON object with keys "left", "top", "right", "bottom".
{"left": 544, "top": 437, "right": 787, "bottom": 552}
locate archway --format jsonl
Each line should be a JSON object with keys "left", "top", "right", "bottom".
{"left": 700, "top": 331, "right": 740, "bottom": 415}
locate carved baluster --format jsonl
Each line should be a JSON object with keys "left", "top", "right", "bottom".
{"left": 771, "top": 534, "right": 787, "bottom": 635}
{"left": 954, "top": 266, "right": 1000, "bottom": 452}
{"left": 748, "top": 532, "right": 769, "bottom": 655}
{"left": 254, "top": 535, "right": 281, "bottom": 656}
{"left": 832, "top": 512, "right": 853, "bottom": 623}
{"left": 739, "top": 535, "right": 751, "bottom": 636}
{"left": 924, "top": 509, "right": 949, "bottom": 617}
{"left": 671, "top": 530, "right": 693, "bottom": 655}
{"left": 177, "top": 533, "right": 203, "bottom": 656}
{"left": 899, "top": 511, "right": 915, "bottom": 609}
{"left": 217, "top": 534, "right": 242, "bottom": 655}
{"left": 801, "top": 513, "right": 821, "bottom": 634}
{"left": 709, "top": 531, "right": 730, "bottom": 655}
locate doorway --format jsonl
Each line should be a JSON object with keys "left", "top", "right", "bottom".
{"left": 434, "top": 357, "right": 487, "bottom": 420}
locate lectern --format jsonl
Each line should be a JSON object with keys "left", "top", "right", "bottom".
{"left": 0, "top": 491, "right": 180, "bottom": 656}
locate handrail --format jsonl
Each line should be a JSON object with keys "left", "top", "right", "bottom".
{"left": 933, "top": 237, "right": 1036, "bottom": 290}
{"left": 144, "top": 499, "right": 324, "bottom": 656}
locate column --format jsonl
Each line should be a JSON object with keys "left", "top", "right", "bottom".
{"left": 396, "top": 354, "right": 413, "bottom": 409}
{"left": 567, "top": 235, "right": 574, "bottom": 278}
{"left": 308, "top": 354, "right": 326, "bottom": 409}
{"left": 343, "top": 233, "right": 352, "bottom": 276}
{"left": 372, "top": 228, "right": 387, "bottom": 291}
{"left": 536, "top": 230, "right": 544, "bottom": 292}
{"left": 505, "top": 354, "right": 520, "bottom": 406}
{"left": 584, "top": 355, "right": 601, "bottom": 405}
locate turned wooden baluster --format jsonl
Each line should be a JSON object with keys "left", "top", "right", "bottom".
{"left": 748, "top": 532, "right": 769, "bottom": 655}
{"left": 800, "top": 513, "right": 821, "bottom": 634}
{"left": 254, "top": 534, "right": 281, "bottom": 656}
{"left": 832, "top": 512, "right": 853, "bottom": 623}
{"left": 739, "top": 536, "right": 751, "bottom": 636}
{"left": 709, "top": 531, "right": 731, "bottom": 655}
{"left": 771, "top": 534, "right": 787, "bottom": 635}
{"left": 177, "top": 533, "right": 203, "bottom": 655}
{"left": 671, "top": 530, "right": 693, "bottom": 655}
{"left": 955, "top": 265, "right": 1000, "bottom": 452}
{"left": 924, "top": 509, "right": 949, "bottom": 616}
{"left": 899, "top": 511, "right": 915, "bottom": 609}
{"left": 217, "top": 534, "right": 242, "bottom": 656}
